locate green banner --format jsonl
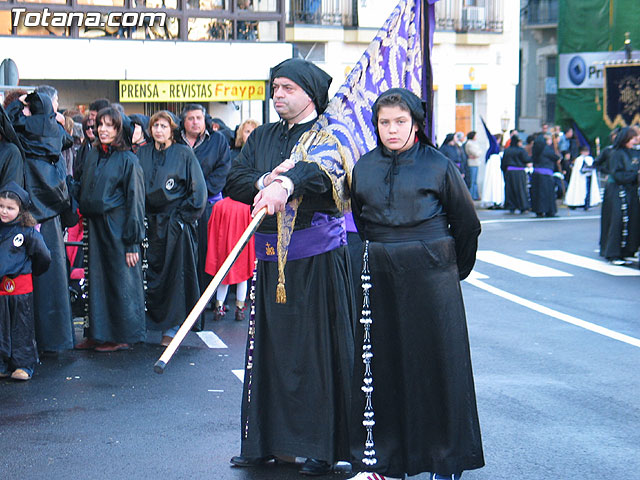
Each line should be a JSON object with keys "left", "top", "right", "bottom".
{"left": 557, "top": 0, "right": 640, "bottom": 148}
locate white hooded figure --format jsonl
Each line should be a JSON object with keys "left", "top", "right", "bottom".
{"left": 564, "top": 153, "right": 601, "bottom": 209}
{"left": 481, "top": 152, "right": 505, "bottom": 207}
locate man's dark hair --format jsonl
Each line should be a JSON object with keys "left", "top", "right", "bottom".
{"left": 467, "top": 131, "right": 476, "bottom": 140}
{"left": 111, "top": 103, "right": 126, "bottom": 116}
{"left": 93, "top": 107, "right": 129, "bottom": 151}
{"left": 89, "top": 98, "right": 110, "bottom": 113}
{"left": 181, "top": 104, "right": 206, "bottom": 119}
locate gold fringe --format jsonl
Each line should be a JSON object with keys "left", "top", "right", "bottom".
{"left": 276, "top": 282, "right": 287, "bottom": 304}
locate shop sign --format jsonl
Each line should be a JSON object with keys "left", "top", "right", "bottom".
{"left": 119, "top": 80, "right": 266, "bottom": 102}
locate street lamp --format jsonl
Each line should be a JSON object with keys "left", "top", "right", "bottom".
{"left": 500, "top": 111, "right": 510, "bottom": 145}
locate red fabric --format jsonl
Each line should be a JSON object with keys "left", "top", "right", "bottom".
{"left": 65, "top": 211, "right": 83, "bottom": 266}
{"left": 205, "top": 197, "right": 256, "bottom": 285}
{"left": 0, "top": 274, "right": 33, "bottom": 295}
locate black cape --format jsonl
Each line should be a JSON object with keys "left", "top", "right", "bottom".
{"left": 501, "top": 145, "right": 531, "bottom": 212}
{"left": 137, "top": 143, "right": 207, "bottom": 331}
{"left": 350, "top": 142, "right": 484, "bottom": 477}
{"left": 224, "top": 119, "right": 355, "bottom": 463}
{"left": 530, "top": 143, "right": 559, "bottom": 216}
{"left": 76, "top": 146, "right": 146, "bottom": 343}
{"left": 600, "top": 147, "right": 640, "bottom": 260}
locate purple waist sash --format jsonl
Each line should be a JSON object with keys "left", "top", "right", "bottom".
{"left": 254, "top": 213, "right": 347, "bottom": 262}
{"left": 534, "top": 167, "right": 554, "bottom": 176}
{"left": 507, "top": 166, "right": 525, "bottom": 171}
{"left": 208, "top": 192, "right": 223, "bottom": 204}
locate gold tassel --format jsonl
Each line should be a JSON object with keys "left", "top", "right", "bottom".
{"left": 276, "top": 281, "right": 287, "bottom": 304}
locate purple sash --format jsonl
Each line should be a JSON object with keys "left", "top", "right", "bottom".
{"left": 344, "top": 211, "right": 358, "bottom": 233}
{"left": 208, "top": 192, "right": 223, "bottom": 204}
{"left": 507, "top": 166, "right": 525, "bottom": 171}
{"left": 254, "top": 213, "right": 346, "bottom": 262}
{"left": 534, "top": 167, "right": 554, "bottom": 176}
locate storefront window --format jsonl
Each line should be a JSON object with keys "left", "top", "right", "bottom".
{"left": 188, "top": 17, "right": 231, "bottom": 40}
{"left": 253, "top": 20, "right": 277, "bottom": 41}
{"left": 187, "top": 0, "right": 226, "bottom": 10}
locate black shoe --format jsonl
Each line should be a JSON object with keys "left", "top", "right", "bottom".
{"left": 300, "top": 458, "right": 332, "bottom": 476}
{"left": 230, "top": 455, "right": 276, "bottom": 467}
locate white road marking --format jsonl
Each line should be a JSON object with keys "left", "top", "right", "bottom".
{"left": 528, "top": 250, "right": 640, "bottom": 277}
{"left": 481, "top": 215, "right": 601, "bottom": 224}
{"left": 476, "top": 250, "right": 572, "bottom": 277}
{"left": 465, "top": 274, "right": 640, "bottom": 348}
{"left": 232, "top": 369, "right": 245, "bottom": 382}
{"left": 196, "top": 331, "right": 228, "bottom": 348}
{"left": 208, "top": 389, "right": 224, "bottom": 393}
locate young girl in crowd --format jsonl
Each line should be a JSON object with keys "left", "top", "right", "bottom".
{"left": 0, "top": 182, "right": 51, "bottom": 381}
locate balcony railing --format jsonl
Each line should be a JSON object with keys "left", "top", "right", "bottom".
{"left": 288, "top": 0, "right": 354, "bottom": 27}
{"left": 435, "top": 0, "right": 504, "bottom": 34}
{"left": 525, "top": 0, "right": 558, "bottom": 26}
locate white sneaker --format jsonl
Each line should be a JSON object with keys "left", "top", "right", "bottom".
{"left": 348, "top": 473, "right": 402, "bottom": 480}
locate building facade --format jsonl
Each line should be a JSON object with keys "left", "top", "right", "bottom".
{"left": 1, "top": 0, "right": 519, "bottom": 145}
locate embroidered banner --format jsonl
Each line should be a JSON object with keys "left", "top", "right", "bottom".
{"left": 603, "top": 63, "right": 640, "bottom": 128}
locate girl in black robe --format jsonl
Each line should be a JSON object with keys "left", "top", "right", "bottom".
{"left": 137, "top": 111, "right": 206, "bottom": 345}
{"left": 349, "top": 89, "right": 484, "bottom": 480}
{"left": 73, "top": 107, "right": 146, "bottom": 352}
{"left": 501, "top": 135, "right": 531, "bottom": 213}
{"left": 599, "top": 127, "right": 640, "bottom": 264}
{"left": 530, "top": 134, "right": 560, "bottom": 217}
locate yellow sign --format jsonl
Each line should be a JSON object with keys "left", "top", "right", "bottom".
{"left": 119, "top": 80, "right": 266, "bottom": 102}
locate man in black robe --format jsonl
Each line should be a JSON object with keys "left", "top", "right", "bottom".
{"left": 178, "top": 104, "right": 231, "bottom": 302}
{"left": 224, "top": 58, "right": 355, "bottom": 476}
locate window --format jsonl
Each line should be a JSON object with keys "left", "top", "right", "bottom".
{"left": 188, "top": 17, "right": 231, "bottom": 40}
{"left": 293, "top": 42, "right": 326, "bottom": 62}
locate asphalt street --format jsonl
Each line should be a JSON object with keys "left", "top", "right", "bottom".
{"left": 1, "top": 204, "right": 639, "bottom": 480}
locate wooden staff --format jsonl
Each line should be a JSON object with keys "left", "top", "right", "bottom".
{"left": 154, "top": 207, "right": 267, "bottom": 374}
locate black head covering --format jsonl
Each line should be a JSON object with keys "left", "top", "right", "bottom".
{"left": 0, "top": 103, "right": 25, "bottom": 160}
{"left": 372, "top": 88, "right": 432, "bottom": 147}
{"left": 270, "top": 58, "right": 333, "bottom": 115}
{"left": 613, "top": 126, "right": 636, "bottom": 149}
{"left": 20, "top": 92, "right": 62, "bottom": 158}
{"left": 0, "top": 180, "right": 31, "bottom": 208}
{"left": 440, "top": 133, "right": 455, "bottom": 148}
{"left": 129, "top": 114, "right": 151, "bottom": 142}
{"left": 510, "top": 134, "right": 521, "bottom": 146}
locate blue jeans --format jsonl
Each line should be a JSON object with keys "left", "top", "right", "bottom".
{"left": 468, "top": 165, "right": 479, "bottom": 200}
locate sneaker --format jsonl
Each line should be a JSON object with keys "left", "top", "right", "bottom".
{"left": 432, "top": 473, "right": 463, "bottom": 480}
{"left": 348, "top": 473, "right": 400, "bottom": 480}
{"left": 11, "top": 368, "right": 32, "bottom": 381}
{"left": 235, "top": 305, "right": 247, "bottom": 322}
{"left": 0, "top": 367, "right": 10, "bottom": 378}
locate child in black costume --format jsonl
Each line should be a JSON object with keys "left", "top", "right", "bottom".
{"left": 0, "top": 182, "right": 51, "bottom": 380}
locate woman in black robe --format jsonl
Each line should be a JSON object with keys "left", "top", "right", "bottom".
{"left": 501, "top": 135, "right": 531, "bottom": 213}
{"left": 6, "top": 92, "right": 74, "bottom": 352}
{"left": 349, "top": 89, "right": 484, "bottom": 480}
{"left": 137, "top": 111, "right": 206, "bottom": 345}
{"left": 530, "top": 133, "right": 560, "bottom": 217}
{"left": 599, "top": 127, "right": 640, "bottom": 264}
{"left": 73, "top": 107, "right": 146, "bottom": 352}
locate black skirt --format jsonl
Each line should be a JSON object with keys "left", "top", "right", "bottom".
{"left": 239, "top": 246, "right": 355, "bottom": 463}
{"left": 504, "top": 170, "right": 530, "bottom": 212}
{"left": 350, "top": 237, "right": 484, "bottom": 477}
{"left": 600, "top": 182, "right": 640, "bottom": 260}
{"left": 530, "top": 172, "right": 557, "bottom": 216}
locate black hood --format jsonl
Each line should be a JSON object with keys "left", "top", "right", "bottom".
{"left": 270, "top": 58, "right": 332, "bottom": 115}
{"left": 372, "top": 88, "right": 432, "bottom": 147}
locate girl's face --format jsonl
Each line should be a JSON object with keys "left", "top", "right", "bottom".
{"left": 151, "top": 118, "right": 173, "bottom": 144}
{"left": 0, "top": 197, "right": 20, "bottom": 224}
{"left": 97, "top": 116, "right": 117, "bottom": 145}
{"left": 241, "top": 123, "right": 256, "bottom": 144}
{"left": 377, "top": 105, "right": 418, "bottom": 152}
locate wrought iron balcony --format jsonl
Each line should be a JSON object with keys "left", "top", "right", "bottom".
{"left": 435, "top": 0, "right": 504, "bottom": 33}
{"left": 525, "top": 0, "right": 558, "bottom": 26}
{"left": 288, "top": 0, "right": 354, "bottom": 27}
